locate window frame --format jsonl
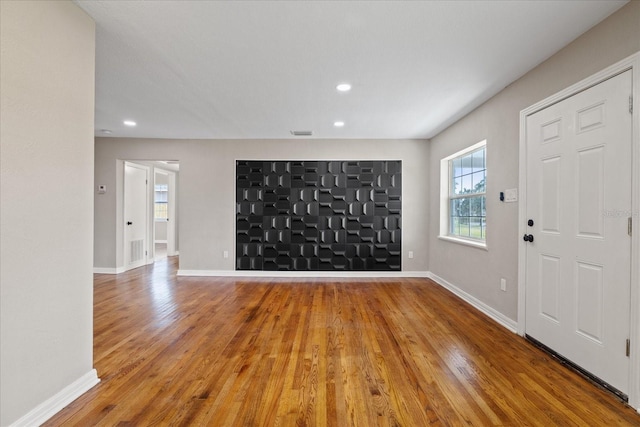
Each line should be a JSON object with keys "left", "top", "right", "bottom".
{"left": 154, "top": 184, "right": 169, "bottom": 221}
{"left": 439, "top": 140, "right": 488, "bottom": 250}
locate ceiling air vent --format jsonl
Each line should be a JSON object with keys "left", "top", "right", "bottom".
{"left": 290, "top": 130, "right": 313, "bottom": 136}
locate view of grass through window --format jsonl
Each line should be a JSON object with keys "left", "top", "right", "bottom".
{"left": 449, "top": 146, "right": 486, "bottom": 240}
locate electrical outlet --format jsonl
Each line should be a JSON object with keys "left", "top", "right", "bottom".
{"left": 500, "top": 278, "right": 507, "bottom": 292}
{"left": 223, "top": 250, "right": 229, "bottom": 259}
{"left": 408, "top": 251, "right": 414, "bottom": 259}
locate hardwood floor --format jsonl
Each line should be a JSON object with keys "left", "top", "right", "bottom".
{"left": 45, "top": 257, "right": 639, "bottom": 426}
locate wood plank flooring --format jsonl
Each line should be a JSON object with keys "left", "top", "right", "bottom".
{"left": 45, "top": 257, "right": 640, "bottom": 426}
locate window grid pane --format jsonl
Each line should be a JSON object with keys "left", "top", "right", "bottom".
{"left": 155, "top": 202, "right": 168, "bottom": 219}
{"left": 449, "top": 195, "right": 486, "bottom": 240}
{"left": 450, "top": 147, "right": 486, "bottom": 197}
{"left": 155, "top": 184, "right": 169, "bottom": 219}
{"left": 448, "top": 146, "right": 486, "bottom": 241}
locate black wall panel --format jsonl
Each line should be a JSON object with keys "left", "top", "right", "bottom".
{"left": 236, "top": 160, "right": 401, "bottom": 271}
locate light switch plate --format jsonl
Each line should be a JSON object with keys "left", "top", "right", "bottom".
{"left": 504, "top": 188, "right": 518, "bottom": 203}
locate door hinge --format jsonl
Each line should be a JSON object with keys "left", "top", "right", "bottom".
{"left": 630, "top": 95, "right": 634, "bottom": 114}
{"left": 629, "top": 217, "right": 633, "bottom": 236}
{"left": 627, "top": 339, "right": 631, "bottom": 357}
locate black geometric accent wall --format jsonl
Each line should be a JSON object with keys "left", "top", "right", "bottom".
{"left": 236, "top": 160, "right": 401, "bottom": 271}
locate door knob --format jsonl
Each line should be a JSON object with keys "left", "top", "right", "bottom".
{"left": 127, "top": 221, "right": 133, "bottom": 225}
{"left": 523, "top": 234, "right": 534, "bottom": 242}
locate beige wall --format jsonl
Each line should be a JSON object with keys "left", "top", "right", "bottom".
{"left": 94, "top": 138, "right": 430, "bottom": 272}
{"left": 428, "top": 1, "right": 640, "bottom": 321}
{"left": 0, "top": 1, "right": 96, "bottom": 425}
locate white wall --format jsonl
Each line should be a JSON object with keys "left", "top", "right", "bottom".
{"left": 428, "top": 1, "right": 640, "bottom": 322}
{"left": 94, "top": 139, "right": 430, "bottom": 273}
{"left": 0, "top": 1, "right": 97, "bottom": 426}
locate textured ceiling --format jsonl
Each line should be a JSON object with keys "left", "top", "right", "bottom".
{"left": 75, "top": 0, "right": 627, "bottom": 140}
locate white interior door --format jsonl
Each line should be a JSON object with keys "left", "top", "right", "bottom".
{"left": 124, "top": 162, "right": 149, "bottom": 270}
{"left": 525, "top": 70, "right": 633, "bottom": 396}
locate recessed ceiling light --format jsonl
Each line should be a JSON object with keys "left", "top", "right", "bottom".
{"left": 100, "top": 129, "right": 112, "bottom": 134}
{"left": 336, "top": 83, "right": 351, "bottom": 92}
{"left": 123, "top": 120, "right": 137, "bottom": 126}
{"left": 334, "top": 121, "right": 345, "bottom": 127}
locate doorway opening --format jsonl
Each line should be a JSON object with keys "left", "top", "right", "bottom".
{"left": 121, "top": 160, "right": 179, "bottom": 271}
{"left": 152, "top": 162, "right": 179, "bottom": 263}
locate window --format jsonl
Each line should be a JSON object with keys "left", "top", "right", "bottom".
{"left": 440, "top": 140, "right": 486, "bottom": 247}
{"left": 154, "top": 184, "right": 168, "bottom": 220}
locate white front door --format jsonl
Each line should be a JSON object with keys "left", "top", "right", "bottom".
{"left": 525, "top": 70, "right": 633, "bottom": 395}
{"left": 124, "top": 162, "right": 149, "bottom": 270}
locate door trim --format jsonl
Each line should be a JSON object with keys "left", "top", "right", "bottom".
{"left": 518, "top": 51, "right": 640, "bottom": 411}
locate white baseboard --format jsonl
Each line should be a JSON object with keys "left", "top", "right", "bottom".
{"left": 93, "top": 267, "right": 125, "bottom": 274}
{"left": 10, "top": 369, "right": 100, "bottom": 427}
{"left": 177, "top": 269, "right": 430, "bottom": 278}
{"left": 94, "top": 258, "right": 155, "bottom": 274}
{"left": 154, "top": 240, "right": 168, "bottom": 244}
{"left": 427, "top": 272, "right": 518, "bottom": 333}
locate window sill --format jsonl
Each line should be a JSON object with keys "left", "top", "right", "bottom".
{"left": 438, "top": 235, "right": 488, "bottom": 251}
